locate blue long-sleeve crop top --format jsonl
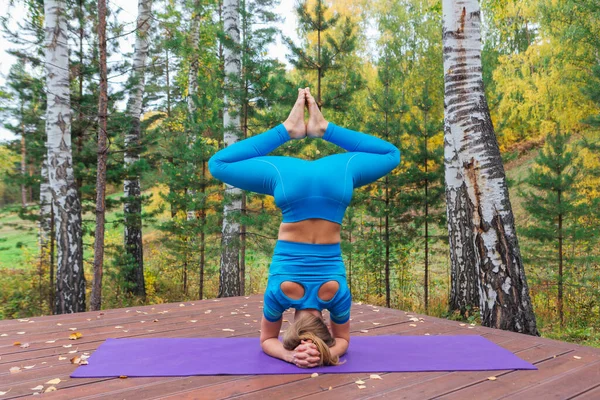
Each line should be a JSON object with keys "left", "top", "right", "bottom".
{"left": 208, "top": 122, "right": 400, "bottom": 224}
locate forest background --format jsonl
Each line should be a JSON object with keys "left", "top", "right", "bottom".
{"left": 1, "top": 0, "right": 599, "bottom": 348}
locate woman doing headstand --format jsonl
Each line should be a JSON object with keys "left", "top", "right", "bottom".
{"left": 208, "top": 87, "right": 400, "bottom": 368}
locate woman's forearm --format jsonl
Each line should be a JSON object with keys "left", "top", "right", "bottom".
{"left": 329, "top": 337, "right": 349, "bottom": 359}
{"left": 261, "top": 338, "right": 294, "bottom": 363}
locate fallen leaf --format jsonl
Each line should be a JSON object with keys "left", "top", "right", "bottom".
{"left": 360, "top": 330, "right": 369, "bottom": 333}
{"left": 425, "top": 333, "right": 430, "bottom": 336}
{"left": 470, "top": 323, "right": 476, "bottom": 326}
{"left": 63, "top": 344, "right": 72, "bottom": 348}
{"left": 9, "top": 367, "right": 21, "bottom": 374}
{"left": 459, "top": 323, "right": 466, "bottom": 326}
{"left": 68, "top": 350, "right": 78, "bottom": 354}
{"left": 409, "top": 317, "right": 419, "bottom": 322}
{"left": 358, "top": 385, "right": 367, "bottom": 389}
{"left": 45, "top": 386, "right": 57, "bottom": 392}
{"left": 245, "top": 314, "right": 251, "bottom": 317}
{"left": 179, "top": 304, "right": 185, "bottom": 307}
{"left": 70, "top": 356, "right": 81, "bottom": 364}
{"left": 18, "top": 318, "right": 29, "bottom": 322}
{"left": 205, "top": 310, "right": 212, "bottom": 314}
{"left": 574, "top": 355, "right": 582, "bottom": 360}
{"left": 373, "top": 309, "right": 380, "bottom": 312}
{"left": 222, "top": 328, "right": 235, "bottom": 332}
{"left": 372, "top": 322, "right": 381, "bottom": 325}
{"left": 45, "top": 340, "right": 56, "bottom": 343}
{"left": 17, "top": 332, "right": 25, "bottom": 335}
{"left": 115, "top": 326, "right": 123, "bottom": 329}
{"left": 23, "top": 365, "right": 35, "bottom": 370}
{"left": 56, "top": 323, "right": 62, "bottom": 326}
{"left": 68, "top": 332, "right": 83, "bottom": 340}
{"left": 355, "top": 380, "right": 365, "bottom": 384}
{"left": 58, "top": 356, "right": 67, "bottom": 361}
{"left": 31, "top": 385, "right": 43, "bottom": 391}
{"left": 119, "top": 375, "right": 127, "bottom": 379}
{"left": 231, "top": 312, "right": 238, "bottom": 315}
{"left": 0, "top": 334, "right": 7, "bottom": 337}
{"left": 329, "top": 386, "right": 332, "bottom": 390}
{"left": 370, "top": 374, "right": 382, "bottom": 380}
{"left": 13, "top": 342, "right": 21, "bottom": 346}
{"left": 68, "top": 328, "right": 77, "bottom": 331}
{"left": 21, "top": 343, "right": 30, "bottom": 349}
{"left": 409, "top": 324, "right": 417, "bottom": 327}
{"left": 311, "top": 373, "right": 318, "bottom": 378}
{"left": 189, "top": 320, "right": 197, "bottom": 323}
{"left": 487, "top": 376, "right": 497, "bottom": 381}
{"left": 80, "top": 360, "right": 89, "bottom": 365}
{"left": 153, "top": 319, "right": 159, "bottom": 322}
{"left": 468, "top": 326, "right": 475, "bottom": 329}
{"left": 0, "top": 389, "right": 12, "bottom": 395}
{"left": 46, "top": 378, "right": 61, "bottom": 385}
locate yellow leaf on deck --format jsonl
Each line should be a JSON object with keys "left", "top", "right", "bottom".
{"left": 189, "top": 320, "right": 197, "bottom": 323}
{"left": 222, "top": 328, "right": 235, "bottom": 332}
{"left": 45, "top": 340, "right": 56, "bottom": 343}
{"left": 20, "top": 343, "right": 30, "bottom": 348}
{"left": 17, "top": 332, "right": 25, "bottom": 335}
{"left": 115, "top": 326, "right": 123, "bottom": 329}
{"left": 69, "top": 332, "right": 83, "bottom": 340}
{"left": 119, "top": 375, "right": 128, "bottom": 379}
{"left": 68, "top": 328, "right": 77, "bottom": 331}
{"left": 0, "top": 389, "right": 12, "bottom": 395}
{"left": 409, "top": 324, "right": 417, "bottom": 327}
{"left": 23, "top": 365, "right": 35, "bottom": 370}
{"left": 45, "top": 386, "right": 57, "bottom": 393}
{"left": 45, "top": 378, "right": 61, "bottom": 385}
{"left": 71, "top": 356, "right": 81, "bottom": 364}
{"left": 13, "top": 342, "right": 21, "bottom": 346}
{"left": 574, "top": 355, "right": 582, "bottom": 360}
{"left": 372, "top": 322, "right": 381, "bottom": 325}
{"left": 360, "top": 330, "right": 369, "bottom": 333}
{"left": 370, "top": 374, "right": 382, "bottom": 380}
{"left": 358, "top": 385, "right": 367, "bottom": 389}
{"left": 311, "top": 373, "right": 318, "bottom": 378}
{"left": 62, "top": 344, "right": 72, "bottom": 348}
{"left": 30, "top": 385, "right": 43, "bottom": 391}
{"left": 58, "top": 356, "right": 67, "bottom": 360}
{"left": 205, "top": 310, "right": 212, "bottom": 314}
{"left": 355, "top": 380, "right": 365, "bottom": 384}
{"left": 488, "top": 376, "right": 497, "bottom": 381}
{"left": 9, "top": 367, "right": 21, "bottom": 374}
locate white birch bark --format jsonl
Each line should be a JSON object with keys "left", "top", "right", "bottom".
{"left": 219, "top": 0, "right": 242, "bottom": 297}
{"left": 44, "top": 0, "right": 86, "bottom": 313}
{"left": 123, "top": 0, "right": 152, "bottom": 297}
{"left": 442, "top": 0, "right": 537, "bottom": 334}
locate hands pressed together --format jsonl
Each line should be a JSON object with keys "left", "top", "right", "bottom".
{"left": 283, "top": 87, "right": 329, "bottom": 140}
{"left": 290, "top": 339, "right": 321, "bottom": 368}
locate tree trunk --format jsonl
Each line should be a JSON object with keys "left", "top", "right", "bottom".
{"left": 124, "top": 0, "right": 152, "bottom": 299}
{"left": 218, "top": 0, "right": 242, "bottom": 298}
{"left": 558, "top": 190, "right": 563, "bottom": 327}
{"left": 44, "top": 0, "right": 86, "bottom": 314}
{"left": 20, "top": 118, "right": 27, "bottom": 207}
{"left": 442, "top": 0, "right": 538, "bottom": 335}
{"left": 91, "top": 0, "right": 108, "bottom": 311}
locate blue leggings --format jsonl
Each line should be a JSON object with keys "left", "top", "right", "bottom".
{"left": 263, "top": 240, "right": 352, "bottom": 324}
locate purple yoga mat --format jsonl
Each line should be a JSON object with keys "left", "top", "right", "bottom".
{"left": 70, "top": 335, "right": 536, "bottom": 377}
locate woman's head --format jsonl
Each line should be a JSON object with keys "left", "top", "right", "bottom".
{"left": 282, "top": 312, "right": 341, "bottom": 366}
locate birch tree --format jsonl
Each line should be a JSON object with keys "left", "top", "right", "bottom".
{"left": 44, "top": 0, "right": 86, "bottom": 313}
{"left": 218, "top": 0, "right": 242, "bottom": 297}
{"left": 442, "top": 0, "right": 538, "bottom": 334}
{"left": 123, "top": 0, "right": 153, "bottom": 298}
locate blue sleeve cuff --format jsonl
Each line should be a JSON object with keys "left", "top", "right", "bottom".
{"left": 322, "top": 121, "right": 335, "bottom": 141}
{"left": 275, "top": 123, "right": 292, "bottom": 142}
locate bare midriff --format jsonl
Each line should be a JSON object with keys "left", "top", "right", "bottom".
{"left": 278, "top": 218, "right": 341, "bottom": 244}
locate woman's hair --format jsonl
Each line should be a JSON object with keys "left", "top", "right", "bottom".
{"left": 282, "top": 313, "right": 342, "bottom": 366}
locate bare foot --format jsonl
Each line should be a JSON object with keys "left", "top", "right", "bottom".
{"left": 283, "top": 89, "right": 308, "bottom": 140}
{"left": 305, "top": 87, "right": 328, "bottom": 138}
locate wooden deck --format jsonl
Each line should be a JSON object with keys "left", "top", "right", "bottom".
{"left": 1, "top": 295, "right": 599, "bottom": 399}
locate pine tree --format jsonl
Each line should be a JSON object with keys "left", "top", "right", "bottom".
{"left": 519, "top": 126, "right": 593, "bottom": 327}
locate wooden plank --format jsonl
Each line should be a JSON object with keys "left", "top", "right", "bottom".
{"left": 500, "top": 360, "right": 600, "bottom": 399}
{"left": 571, "top": 383, "right": 600, "bottom": 400}
{"left": 436, "top": 349, "right": 600, "bottom": 399}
